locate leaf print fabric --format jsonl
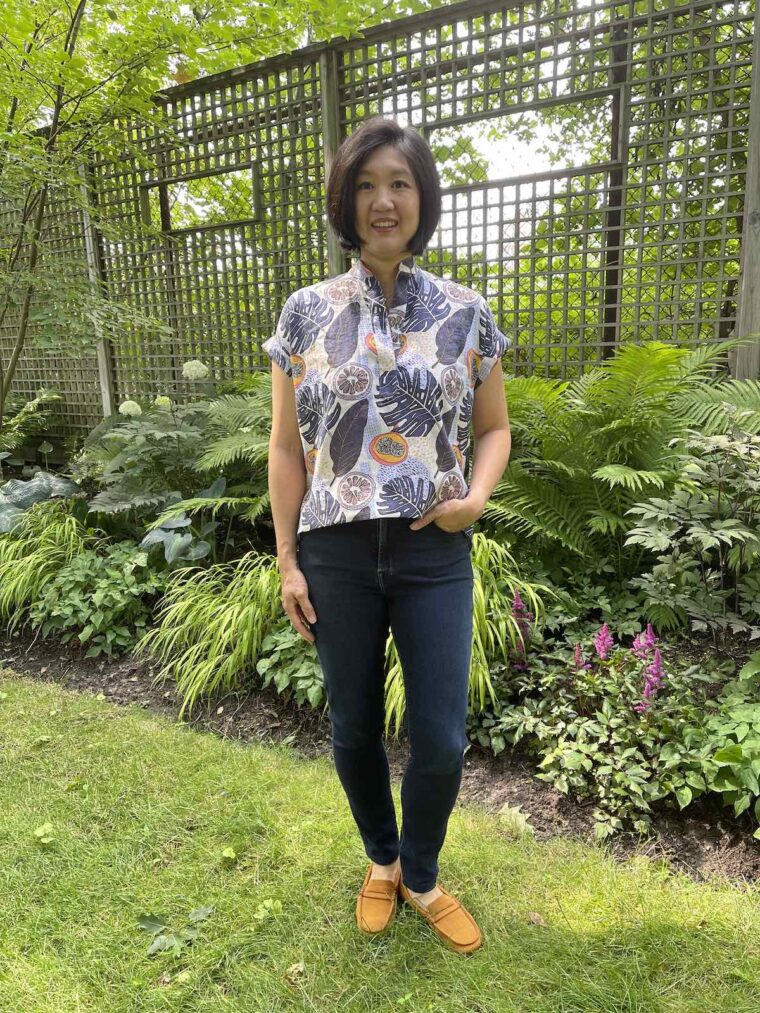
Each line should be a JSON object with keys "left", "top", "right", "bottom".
{"left": 262, "top": 254, "right": 512, "bottom": 536}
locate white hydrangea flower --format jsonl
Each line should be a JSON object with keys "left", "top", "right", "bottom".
{"left": 118, "top": 400, "right": 142, "bottom": 417}
{"left": 154, "top": 395, "right": 172, "bottom": 410}
{"left": 182, "top": 359, "right": 210, "bottom": 380}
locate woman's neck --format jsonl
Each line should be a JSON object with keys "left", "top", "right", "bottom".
{"left": 359, "top": 251, "right": 409, "bottom": 306}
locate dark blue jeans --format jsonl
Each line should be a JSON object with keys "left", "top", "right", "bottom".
{"left": 297, "top": 517, "right": 474, "bottom": 892}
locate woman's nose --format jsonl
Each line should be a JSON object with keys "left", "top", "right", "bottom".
{"left": 372, "top": 191, "right": 395, "bottom": 209}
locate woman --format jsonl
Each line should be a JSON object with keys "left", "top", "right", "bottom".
{"left": 263, "top": 116, "right": 511, "bottom": 955}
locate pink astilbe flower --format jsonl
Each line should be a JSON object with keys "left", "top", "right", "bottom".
{"left": 634, "top": 647, "right": 666, "bottom": 714}
{"left": 511, "top": 589, "right": 534, "bottom": 655}
{"left": 593, "top": 623, "right": 614, "bottom": 660}
{"left": 632, "top": 622, "right": 658, "bottom": 661}
{"left": 573, "top": 643, "right": 592, "bottom": 671}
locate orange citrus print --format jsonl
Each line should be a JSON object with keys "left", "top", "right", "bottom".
{"left": 466, "top": 348, "right": 482, "bottom": 387}
{"left": 364, "top": 332, "right": 377, "bottom": 355}
{"left": 369, "top": 432, "right": 409, "bottom": 464}
{"left": 291, "top": 354, "right": 306, "bottom": 386}
{"left": 305, "top": 448, "right": 318, "bottom": 474}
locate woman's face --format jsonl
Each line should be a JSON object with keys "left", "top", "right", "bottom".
{"left": 353, "top": 144, "right": 420, "bottom": 261}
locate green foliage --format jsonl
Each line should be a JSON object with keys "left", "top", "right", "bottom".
{"left": 71, "top": 403, "right": 210, "bottom": 517}
{"left": 28, "top": 542, "right": 169, "bottom": 658}
{"left": 700, "top": 676, "right": 760, "bottom": 833}
{"left": 488, "top": 340, "right": 743, "bottom": 576}
{"left": 256, "top": 623, "right": 326, "bottom": 709}
{"left": 0, "top": 469, "right": 81, "bottom": 533}
{"left": 73, "top": 399, "right": 268, "bottom": 560}
{"left": 473, "top": 637, "right": 730, "bottom": 838}
{"left": 627, "top": 425, "right": 760, "bottom": 638}
{"left": 0, "top": 390, "right": 61, "bottom": 454}
{"left": 135, "top": 551, "right": 282, "bottom": 719}
{"left": 0, "top": 500, "right": 90, "bottom": 624}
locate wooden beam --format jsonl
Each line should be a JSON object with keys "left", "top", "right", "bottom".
{"left": 734, "top": 5, "right": 760, "bottom": 380}
{"left": 319, "top": 47, "right": 346, "bottom": 279}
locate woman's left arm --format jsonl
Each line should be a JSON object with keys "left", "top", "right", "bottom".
{"left": 465, "top": 359, "right": 511, "bottom": 520}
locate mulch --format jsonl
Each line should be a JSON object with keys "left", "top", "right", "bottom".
{"left": 2, "top": 628, "right": 759, "bottom": 884}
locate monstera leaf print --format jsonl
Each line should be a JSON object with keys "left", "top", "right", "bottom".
{"left": 301, "top": 488, "right": 344, "bottom": 529}
{"left": 435, "top": 306, "right": 476, "bottom": 364}
{"left": 459, "top": 389, "right": 473, "bottom": 429}
{"left": 378, "top": 476, "right": 436, "bottom": 518}
{"left": 376, "top": 366, "right": 442, "bottom": 437}
{"left": 434, "top": 406, "right": 457, "bottom": 473}
{"left": 296, "top": 381, "right": 341, "bottom": 447}
{"left": 325, "top": 302, "right": 362, "bottom": 368}
{"left": 478, "top": 299, "right": 501, "bottom": 357}
{"left": 353, "top": 504, "right": 372, "bottom": 521}
{"left": 435, "top": 426, "right": 456, "bottom": 473}
{"left": 286, "top": 291, "right": 334, "bottom": 355}
{"left": 406, "top": 276, "right": 450, "bottom": 332}
{"left": 330, "top": 399, "right": 370, "bottom": 476}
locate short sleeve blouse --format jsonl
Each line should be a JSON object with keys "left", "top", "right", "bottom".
{"left": 262, "top": 254, "right": 511, "bottom": 536}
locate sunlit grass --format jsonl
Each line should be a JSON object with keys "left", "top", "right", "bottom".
{"left": 1, "top": 671, "right": 759, "bottom": 1012}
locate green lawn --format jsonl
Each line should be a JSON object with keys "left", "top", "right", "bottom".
{"left": 1, "top": 671, "right": 759, "bottom": 1013}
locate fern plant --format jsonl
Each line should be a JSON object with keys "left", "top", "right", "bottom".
{"left": 489, "top": 338, "right": 751, "bottom": 577}
{"left": 0, "top": 389, "right": 61, "bottom": 454}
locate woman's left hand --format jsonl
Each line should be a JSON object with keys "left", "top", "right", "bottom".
{"left": 408, "top": 494, "right": 484, "bottom": 533}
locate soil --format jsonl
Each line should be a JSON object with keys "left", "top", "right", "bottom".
{"left": 2, "top": 628, "right": 759, "bottom": 884}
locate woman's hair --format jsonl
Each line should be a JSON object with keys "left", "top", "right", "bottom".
{"left": 326, "top": 116, "right": 442, "bottom": 255}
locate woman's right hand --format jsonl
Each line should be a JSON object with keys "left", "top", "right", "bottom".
{"left": 280, "top": 564, "right": 317, "bottom": 644}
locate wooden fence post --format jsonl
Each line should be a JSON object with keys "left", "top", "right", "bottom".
{"left": 734, "top": 5, "right": 760, "bottom": 380}
{"left": 78, "top": 163, "right": 116, "bottom": 417}
{"left": 319, "top": 46, "right": 346, "bottom": 279}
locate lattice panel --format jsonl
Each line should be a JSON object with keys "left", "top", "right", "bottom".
{"left": 93, "top": 57, "right": 325, "bottom": 403}
{"left": 337, "top": 0, "right": 754, "bottom": 377}
{"left": 0, "top": 186, "right": 102, "bottom": 439}
{"left": 2, "top": 0, "right": 756, "bottom": 434}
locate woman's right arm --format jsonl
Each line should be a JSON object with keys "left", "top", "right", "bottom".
{"left": 268, "top": 360, "right": 317, "bottom": 643}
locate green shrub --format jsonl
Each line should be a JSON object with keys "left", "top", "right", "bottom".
{"left": 135, "top": 551, "right": 281, "bottom": 718}
{"left": 0, "top": 500, "right": 90, "bottom": 624}
{"left": 471, "top": 628, "right": 732, "bottom": 838}
{"left": 627, "top": 425, "right": 760, "bottom": 638}
{"left": 28, "top": 541, "right": 169, "bottom": 657}
{"left": 256, "top": 623, "right": 325, "bottom": 709}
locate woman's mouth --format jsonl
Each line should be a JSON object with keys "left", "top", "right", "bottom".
{"left": 372, "top": 221, "right": 398, "bottom": 232}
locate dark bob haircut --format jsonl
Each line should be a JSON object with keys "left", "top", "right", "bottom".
{"left": 326, "top": 116, "right": 442, "bottom": 255}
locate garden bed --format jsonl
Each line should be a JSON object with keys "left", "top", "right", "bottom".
{"left": 4, "top": 627, "right": 759, "bottom": 884}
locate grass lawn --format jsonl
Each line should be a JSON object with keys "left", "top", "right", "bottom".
{"left": 1, "top": 671, "right": 759, "bottom": 1013}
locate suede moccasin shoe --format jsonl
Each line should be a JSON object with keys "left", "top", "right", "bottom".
{"left": 398, "top": 882, "right": 483, "bottom": 954}
{"left": 356, "top": 863, "right": 402, "bottom": 934}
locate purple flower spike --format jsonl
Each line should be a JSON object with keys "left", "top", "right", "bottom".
{"left": 511, "top": 589, "right": 534, "bottom": 655}
{"left": 635, "top": 647, "right": 666, "bottom": 714}
{"left": 632, "top": 623, "right": 659, "bottom": 661}
{"left": 593, "top": 623, "right": 614, "bottom": 660}
{"left": 573, "top": 643, "right": 584, "bottom": 669}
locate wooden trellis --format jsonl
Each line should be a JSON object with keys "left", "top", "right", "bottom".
{"left": 2, "top": 0, "right": 759, "bottom": 435}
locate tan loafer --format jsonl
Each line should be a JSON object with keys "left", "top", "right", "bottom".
{"left": 356, "top": 862, "right": 402, "bottom": 934}
{"left": 398, "top": 882, "right": 483, "bottom": 954}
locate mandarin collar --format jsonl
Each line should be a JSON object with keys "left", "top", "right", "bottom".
{"left": 349, "top": 254, "right": 418, "bottom": 289}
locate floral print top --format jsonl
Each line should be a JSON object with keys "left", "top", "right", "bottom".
{"left": 263, "top": 254, "right": 511, "bottom": 538}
